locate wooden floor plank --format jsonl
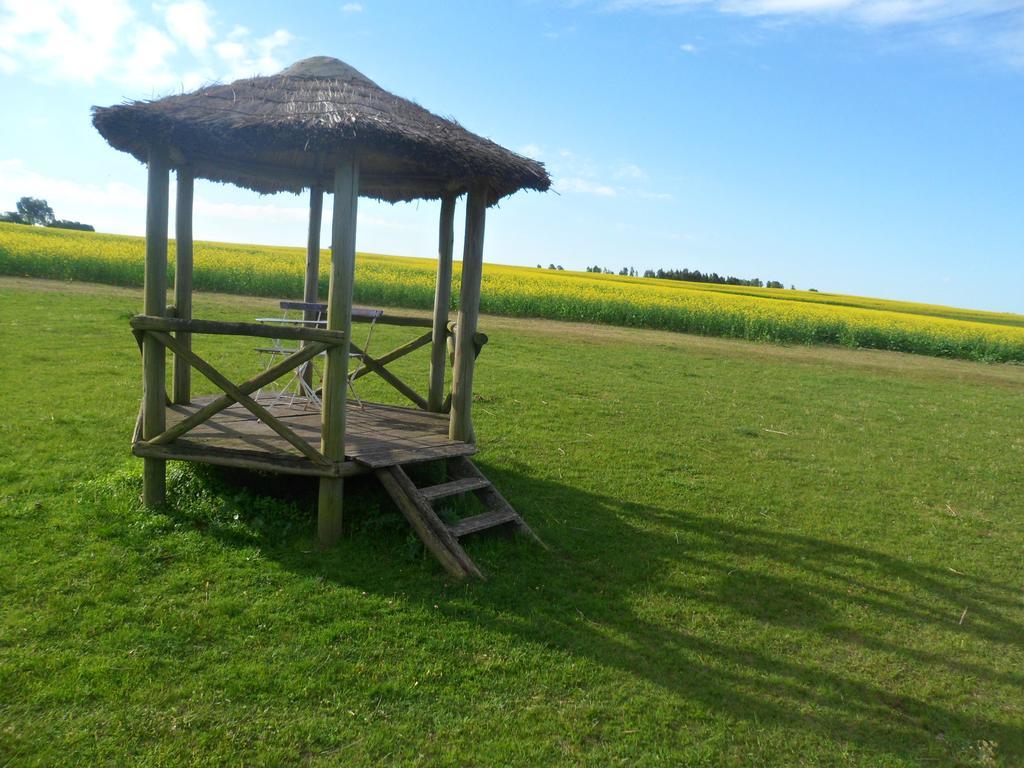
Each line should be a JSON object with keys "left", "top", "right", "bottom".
{"left": 152, "top": 396, "right": 475, "bottom": 471}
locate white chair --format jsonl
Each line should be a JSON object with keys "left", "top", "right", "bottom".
{"left": 255, "top": 301, "right": 382, "bottom": 409}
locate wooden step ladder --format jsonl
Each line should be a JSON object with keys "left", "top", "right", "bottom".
{"left": 375, "top": 456, "right": 542, "bottom": 579}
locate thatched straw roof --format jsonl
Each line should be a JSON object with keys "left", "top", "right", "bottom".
{"left": 92, "top": 56, "right": 550, "bottom": 205}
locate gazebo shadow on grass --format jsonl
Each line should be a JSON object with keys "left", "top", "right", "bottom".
{"left": 186, "top": 461, "right": 1024, "bottom": 763}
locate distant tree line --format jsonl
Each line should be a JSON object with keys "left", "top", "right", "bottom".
{"left": 575, "top": 262, "right": 787, "bottom": 289}
{"left": 584, "top": 265, "right": 639, "bottom": 277}
{"left": 643, "top": 268, "right": 785, "bottom": 289}
{"left": 0, "top": 197, "right": 94, "bottom": 231}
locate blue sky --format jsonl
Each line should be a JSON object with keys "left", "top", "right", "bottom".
{"left": 1, "top": 0, "right": 1022, "bottom": 312}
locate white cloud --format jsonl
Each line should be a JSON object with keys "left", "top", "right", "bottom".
{"left": 679, "top": 42, "right": 698, "bottom": 52}
{"left": 542, "top": 23, "right": 577, "bottom": 38}
{"left": 0, "top": 0, "right": 135, "bottom": 83}
{"left": 525, "top": 145, "right": 671, "bottom": 199}
{"left": 0, "top": 0, "right": 294, "bottom": 90}
{"left": 214, "top": 41, "right": 245, "bottom": 63}
{"left": 341, "top": 2, "right": 364, "bottom": 12}
{"left": 194, "top": 196, "right": 307, "bottom": 224}
{"left": 164, "top": 1, "right": 214, "bottom": 54}
{"left": 0, "top": 158, "right": 146, "bottom": 229}
{"left": 635, "top": 189, "right": 674, "bottom": 200}
{"left": 614, "top": 162, "right": 648, "bottom": 179}
{"left": 0, "top": 159, "right": 445, "bottom": 255}
{"left": 604, "top": 0, "right": 1022, "bottom": 21}
{"left": 0, "top": 157, "right": 310, "bottom": 236}
{"left": 123, "top": 25, "right": 179, "bottom": 88}
{"left": 709, "top": 0, "right": 1023, "bottom": 25}
{"left": 556, "top": 177, "right": 618, "bottom": 196}
{"left": 215, "top": 27, "right": 293, "bottom": 81}
{"left": 595, "top": 0, "right": 1024, "bottom": 67}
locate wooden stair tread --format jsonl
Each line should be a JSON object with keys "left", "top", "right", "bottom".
{"left": 419, "top": 476, "right": 491, "bottom": 501}
{"left": 375, "top": 466, "right": 482, "bottom": 580}
{"left": 374, "top": 458, "right": 543, "bottom": 579}
{"left": 449, "top": 508, "right": 519, "bottom": 538}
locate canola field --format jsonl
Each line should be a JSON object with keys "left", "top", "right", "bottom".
{"left": 2, "top": 221, "right": 1023, "bottom": 363}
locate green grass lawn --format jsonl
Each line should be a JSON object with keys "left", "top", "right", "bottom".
{"left": 1, "top": 276, "right": 1022, "bottom": 766}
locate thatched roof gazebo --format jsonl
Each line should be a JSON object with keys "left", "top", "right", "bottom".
{"left": 93, "top": 56, "right": 549, "bottom": 578}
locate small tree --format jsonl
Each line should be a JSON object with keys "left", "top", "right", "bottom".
{"left": 16, "top": 197, "right": 55, "bottom": 226}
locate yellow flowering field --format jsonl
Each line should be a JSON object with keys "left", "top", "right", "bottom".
{"left": 2, "top": 221, "right": 1022, "bottom": 362}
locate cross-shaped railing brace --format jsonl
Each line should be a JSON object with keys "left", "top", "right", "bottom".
{"left": 348, "top": 331, "right": 433, "bottom": 410}
{"left": 134, "top": 328, "right": 333, "bottom": 467}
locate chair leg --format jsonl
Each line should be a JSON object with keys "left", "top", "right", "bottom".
{"left": 348, "top": 377, "right": 364, "bottom": 408}
{"left": 346, "top": 317, "right": 377, "bottom": 410}
{"left": 298, "top": 362, "right": 322, "bottom": 409}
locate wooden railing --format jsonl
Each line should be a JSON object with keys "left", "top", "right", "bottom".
{"left": 130, "top": 315, "right": 346, "bottom": 467}
{"left": 342, "top": 315, "right": 488, "bottom": 413}
{"left": 130, "top": 312, "right": 490, "bottom": 467}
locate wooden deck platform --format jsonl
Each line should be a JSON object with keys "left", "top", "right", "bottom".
{"left": 133, "top": 396, "right": 476, "bottom": 477}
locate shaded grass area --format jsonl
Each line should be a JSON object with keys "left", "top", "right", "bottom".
{"left": 1, "top": 277, "right": 1023, "bottom": 766}
{"left": 3, "top": 222, "right": 1024, "bottom": 363}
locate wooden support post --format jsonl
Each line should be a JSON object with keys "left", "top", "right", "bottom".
{"left": 449, "top": 184, "right": 486, "bottom": 443}
{"left": 318, "top": 153, "right": 359, "bottom": 546}
{"left": 428, "top": 194, "right": 456, "bottom": 412}
{"left": 172, "top": 167, "right": 193, "bottom": 405}
{"left": 143, "top": 145, "right": 170, "bottom": 506}
{"left": 302, "top": 185, "right": 324, "bottom": 390}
